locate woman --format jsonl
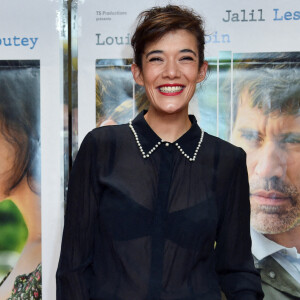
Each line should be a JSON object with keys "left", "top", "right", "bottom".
{"left": 57, "top": 5, "right": 263, "bottom": 299}
{"left": 0, "top": 62, "right": 41, "bottom": 300}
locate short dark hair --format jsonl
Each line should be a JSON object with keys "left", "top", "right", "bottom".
{"left": 131, "top": 5, "right": 206, "bottom": 69}
{"left": 231, "top": 52, "right": 300, "bottom": 125}
{"left": 0, "top": 61, "right": 40, "bottom": 195}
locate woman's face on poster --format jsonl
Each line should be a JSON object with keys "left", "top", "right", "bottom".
{"left": 0, "top": 128, "right": 16, "bottom": 201}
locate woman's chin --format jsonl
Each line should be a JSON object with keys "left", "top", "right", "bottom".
{"left": 155, "top": 104, "right": 187, "bottom": 116}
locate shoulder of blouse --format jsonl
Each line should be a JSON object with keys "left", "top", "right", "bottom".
{"left": 89, "top": 123, "right": 129, "bottom": 139}
{"left": 79, "top": 123, "right": 130, "bottom": 149}
{"left": 203, "top": 132, "right": 246, "bottom": 162}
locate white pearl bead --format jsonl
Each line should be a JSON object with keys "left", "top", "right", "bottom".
{"left": 129, "top": 119, "right": 204, "bottom": 161}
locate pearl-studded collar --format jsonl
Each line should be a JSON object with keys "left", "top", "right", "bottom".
{"left": 129, "top": 111, "right": 204, "bottom": 162}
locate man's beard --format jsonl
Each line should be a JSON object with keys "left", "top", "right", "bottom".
{"left": 250, "top": 176, "right": 300, "bottom": 234}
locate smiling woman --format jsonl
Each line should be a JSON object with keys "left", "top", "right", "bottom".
{"left": 57, "top": 5, "right": 264, "bottom": 300}
{"left": 131, "top": 29, "right": 207, "bottom": 129}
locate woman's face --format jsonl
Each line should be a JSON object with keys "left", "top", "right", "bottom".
{"left": 0, "top": 130, "right": 15, "bottom": 200}
{"left": 132, "top": 29, "right": 207, "bottom": 116}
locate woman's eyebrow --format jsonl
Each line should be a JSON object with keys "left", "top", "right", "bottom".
{"left": 145, "top": 50, "right": 163, "bottom": 58}
{"left": 145, "top": 49, "right": 197, "bottom": 58}
{"left": 180, "top": 49, "right": 197, "bottom": 56}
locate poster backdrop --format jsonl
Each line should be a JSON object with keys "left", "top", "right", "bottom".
{"left": 0, "top": 1, "right": 64, "bottom": 299}
{"left": 77, "top": 0, "right": 299, "bottom": 142}
{"left": 76, "top": 0, "right": 300, "bottom": 299}
{"left": 1, "top": 0, "right": 298, "bottom": 299}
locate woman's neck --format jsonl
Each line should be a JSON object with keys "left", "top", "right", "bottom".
{"left": 10, "top": 177, "right": 41, "bottom": 242}
{"left": 144, "top": 108, "right": 191, "bottom": 143}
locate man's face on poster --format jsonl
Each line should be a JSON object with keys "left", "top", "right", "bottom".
{"left": 231, "top": 88, "right": 300, "bottom": 234}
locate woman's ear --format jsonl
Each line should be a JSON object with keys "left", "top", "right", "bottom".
{"left": 131, "top": 63, "right": 144, "bottom": 86}
{"left": 196, "top": 61, "right": 208, "bottom": 83}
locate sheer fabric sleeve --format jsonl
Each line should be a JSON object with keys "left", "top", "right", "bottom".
{"left": 215, "top": 149, "right": 264, "bottom": 300}
{"left": 56, "top": 132, "right": 99, "bottom": 300}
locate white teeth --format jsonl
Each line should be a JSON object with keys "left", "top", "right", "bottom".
{"left": 159, "top": 86, "right": 183, "bottom": 93}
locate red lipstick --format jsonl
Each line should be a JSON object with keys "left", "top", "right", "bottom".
{"left": 157, "top": 84, "right": 185, "bottom": 96}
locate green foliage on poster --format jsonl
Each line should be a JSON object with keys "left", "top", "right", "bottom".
{"left": 0, "top": 200, "right": 28, "bottom": 252}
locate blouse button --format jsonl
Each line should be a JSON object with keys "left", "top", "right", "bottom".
{"left": 268, "top": 271, "right": 276, "bottom": 279}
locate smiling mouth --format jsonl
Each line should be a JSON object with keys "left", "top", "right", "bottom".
{"left": 158, "top": 85, "right": 185, "bottom": 95}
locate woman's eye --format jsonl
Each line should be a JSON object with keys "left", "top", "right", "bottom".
{"left": 149, "top": 57, "right": 163, "bottom": 62}
{"left": 180, "top": 56, "right": 194, "bottom": 61}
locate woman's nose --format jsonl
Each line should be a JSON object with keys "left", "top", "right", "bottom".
{"left": 254, "top": 142, "right": 287, "bottom": 179}
{"left": 162, "top": 60, "right": 180, "bottom": 79}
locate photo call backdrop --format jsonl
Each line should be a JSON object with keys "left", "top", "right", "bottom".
{"left": 0, "top": 0, "right": 299, "bottom": 299}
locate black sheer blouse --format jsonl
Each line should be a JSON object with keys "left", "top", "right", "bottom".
{"left": 56, "top": 111, "right": 263, "bottom": 300}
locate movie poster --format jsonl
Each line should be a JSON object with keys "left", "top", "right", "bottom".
{"left": 77, "top": 0, "right": 299, "bottom": 139}
{"left": 223, "top": 52, "right": 300, "bottom": 297}
{"left": 0, "top": 1, "right": 64, "bottom": 300}
{"left": 0, "top": 60, "right": 41, "bottom": 299}
{"left": 76, "top": 0, "right": 300, "bottom": 298}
